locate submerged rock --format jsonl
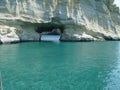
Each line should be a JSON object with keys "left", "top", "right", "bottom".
{"left": 0, "top": 0, "right": 120, "bottom": 43}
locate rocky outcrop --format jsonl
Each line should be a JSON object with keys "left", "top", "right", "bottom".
{"left": 0, "top": 0, "right": 120, "bottom": 43}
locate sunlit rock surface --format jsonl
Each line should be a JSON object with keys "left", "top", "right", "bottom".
{"left": 0, "top": 0, "right": 120, "bottom": 43}
{"left": 0, "top": 25, "right": 19, "bottom": 43}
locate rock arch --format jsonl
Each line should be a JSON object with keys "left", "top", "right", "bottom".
{"left": 35, "top": 22, "right": 65, "bottom": 41}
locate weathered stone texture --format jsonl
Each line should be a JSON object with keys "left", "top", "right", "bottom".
{"left": 0, "top": 0, "right": 120, "bottom": 43}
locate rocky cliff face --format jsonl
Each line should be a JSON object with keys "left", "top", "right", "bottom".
{"left": 0, "top": 0, "right": 120, "bottom": 43}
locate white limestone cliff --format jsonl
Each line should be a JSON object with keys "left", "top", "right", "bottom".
{"left": 0, "top": 0, "right": 120, "bottom": 43}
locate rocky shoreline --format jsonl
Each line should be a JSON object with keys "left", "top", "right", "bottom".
{"left": 0, "top": 0, "right": 120, "bottom": 44}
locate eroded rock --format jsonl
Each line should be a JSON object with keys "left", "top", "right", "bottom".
{"left": 0, "top": 0, "right": 120, "bottom": 43}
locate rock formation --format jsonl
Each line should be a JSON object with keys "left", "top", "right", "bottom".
{"left": 0, "top": 0, "right": 120, "bottom": 43}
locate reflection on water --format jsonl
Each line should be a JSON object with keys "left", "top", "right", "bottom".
{"left": 0, "top": 41, "right": 120, "bottom": 90}
{"left": 41, "top": 35, "right": 60, "bottom": 42}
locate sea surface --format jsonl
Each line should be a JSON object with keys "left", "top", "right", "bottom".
{"left": 0, "top": 41, "right": 120, "bottom": 90}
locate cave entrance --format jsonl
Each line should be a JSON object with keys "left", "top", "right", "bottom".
{"left": 41, "top": 29, "right": 61, "bottom": 42}
{"left": 35, "top": 23, "right": 64, "bottom": 42}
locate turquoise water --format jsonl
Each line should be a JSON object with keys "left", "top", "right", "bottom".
{"left": 0, "top": 42, "right": 120, "bottom": 90}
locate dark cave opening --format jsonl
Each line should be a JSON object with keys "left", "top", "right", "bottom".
{"left": 35, "top": 23, "right": 65, "bottom": 41}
